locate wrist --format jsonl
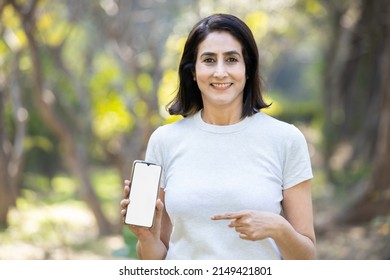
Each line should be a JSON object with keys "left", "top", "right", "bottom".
{"left": 137, "top": 237, "right": 167, "bottom": 260}
{"left": 271, "top": 215, "right": 291, "bottom": 242}
{"left": 137, "top": 231, "right": 160, "bottom": 243}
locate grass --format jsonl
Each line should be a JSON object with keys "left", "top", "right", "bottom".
{"left": 0, "top": 167, "right": 131, "bottom": 260}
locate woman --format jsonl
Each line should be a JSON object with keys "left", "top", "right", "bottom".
{"left": 120, "top": 13, "right": 316, "bottom": 260}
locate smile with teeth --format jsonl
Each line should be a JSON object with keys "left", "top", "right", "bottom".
{"left": 211, "top": 83, "right": 232, "bottom": 89}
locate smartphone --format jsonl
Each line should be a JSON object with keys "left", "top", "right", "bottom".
{"left": 125, "top": 160, "right": 162, "bottom": 228}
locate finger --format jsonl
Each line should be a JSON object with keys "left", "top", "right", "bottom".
{"left": 147, "top": 199, "right": 164, "bottom": 230}
{"left": 239, "top": 233, "right": 250, "bottom": 240}
{"left": 154, "top": 199, "right": 164, "bottom": 220}
{"left": 228, "top": 221, "right": 241, "bottom": 228}
{"left": 233, "top": 225, "right": 244, "bottom": 233}
{"left": 211, "top": 212, "right": 245, "bottom": 220}
{"left": 120, "top": 199, "right": 129, "bottom": 209}
{"left": 123, "top": 180, "right": 130, "bottom": 198}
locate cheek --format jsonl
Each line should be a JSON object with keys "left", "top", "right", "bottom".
{"left": 195, "top": 75, "right": 213, "bottom": 89}
{"left": 195, "top": 65, "right": 211, "bottom": 80}
{"left": 234, "top": 65, "right": 247, "bottom": 81}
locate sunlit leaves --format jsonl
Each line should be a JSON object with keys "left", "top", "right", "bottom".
{"left": 134, "top": 100, "right": 148, "bottom": 117}
{"left": 137, "top": 73, "right": 153, "bottom": 95}
{"left": 165, "top": 35, "right": 187, "bottom": 55}
{"left": 245, "top": 11, "right": 269, "bottom": 40}
{"left": 157, "top": 69, "right": 183, "bottom": 123}
{"left": 62, "top": 25, "right": 89, "bottom": 75}
{"left": 124, "top": 79, "right": 137, "bottom": 96}
{"left": 0, "top": 40, "right": 8, "bottom": 65}
{"left": 89, "top": 54, "right": 120, "bottom": 94}
{"left": 262, "top": 93, "right": 283, "bottom": 117}
{"left": 33, "top": 0, "right": 75, "bottom": 47}
{"left": 0, "top": 0, "right": 326, "bottom": 153}
{"left": 161, "top": 34, "right": 186, "bottom": 69}
{"left": 37, "top": 13, "right": 72, "bottom": 47}
{"left": 304, "top": 0, "right": 324, "bottom": 15}
{"left": 89, "top": 54, "right": 133, "bottom": 139}
{"left": 158, "top": 70, "right": 177, "bottom": 110}
{"left": 1, "top": 5, "right": 27, "bottom": 52}
{"left": 158, "top": 33, "right": 187, "bottom": 123}
{"left": 93, "top": 94, "right": 133, "bottom": 140}
{"left": 24, "top": 136, "right": 54, "bottom": 152}
{"left": 1, "top": 5, "right": 20, "bottom": 29}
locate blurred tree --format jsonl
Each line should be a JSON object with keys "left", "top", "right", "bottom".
{"left": 0, "top": 0, "right": 337, "bottom": 237}
{"left": 94, "top": 0, "right": 195, "bottom": 180}
{"left": 0, "top": 43, "right": 26, "bottom": 229}
{"left": 322, "top": 0, "right": 390, "bottom": 223}
{"left": 5, "top": 0, "right": 114, "bottom": 235}
{"left": 0, "top": 0, "right": 28, "bottom": 228}
{"left": 0, "top": 0, "right": 195, "bottom": 234}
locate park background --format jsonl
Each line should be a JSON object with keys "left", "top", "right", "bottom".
{"left": 0, "top": 0, "right": 389, "bottom": 259}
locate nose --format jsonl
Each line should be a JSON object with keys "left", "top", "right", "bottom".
{"left": 213, "top": 62, "right": 227, "bottom": 78}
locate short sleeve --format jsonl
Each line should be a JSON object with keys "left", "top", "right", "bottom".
{"left": 282, "top": 126, "right": 313, "bottom": 190}
{"left": 145, "top": 127, "right": 166, "bottom": 188}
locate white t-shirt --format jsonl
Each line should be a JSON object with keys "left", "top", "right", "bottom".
{"left": 145, "top": 110, "right": 313, "bottom": 259}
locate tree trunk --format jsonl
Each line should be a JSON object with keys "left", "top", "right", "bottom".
{"left": 12, "top": 0, "right": 114, "bottom": 236}
{"left": 0, "top": 51, "right": 26, "bottom": 229}
{"left": 323, "top": 0, "right": 390, "bottom": 223}
{"left": 0, "top": 88, "right": 12, "bottom": 229}
{"left": 337, "top": 0, "right": 390, "bottom": 223}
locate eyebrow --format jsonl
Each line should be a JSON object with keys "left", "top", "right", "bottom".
{"left": 200, "top": 50, "right": 242, "bottom": 58}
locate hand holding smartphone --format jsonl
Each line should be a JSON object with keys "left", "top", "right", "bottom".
{"left": 124, "top": 160, "right": 162, "bottom": 228}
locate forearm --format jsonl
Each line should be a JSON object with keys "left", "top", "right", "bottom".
{"left": 273, "top": 217, "right": 316, "bottom": 260}
{"left": 136, "top": 238, "right": 167, "bottom": 260}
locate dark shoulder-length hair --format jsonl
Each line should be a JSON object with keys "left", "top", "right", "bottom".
{"left": 167, "top": 13, "right": 270, "bottom": 118}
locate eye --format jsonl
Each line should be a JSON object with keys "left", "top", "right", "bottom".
{"left": 226, "top": 57, "right": 238, "bottom": 63}
{"left": 203, "top": 58, "right": 215, "bottom": 63}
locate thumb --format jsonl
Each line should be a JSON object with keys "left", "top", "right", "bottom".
{"left": 153, "top": 199, "right": 164, "bottom": 225}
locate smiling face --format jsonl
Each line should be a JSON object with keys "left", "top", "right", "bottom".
{"left": 194, "top": 31, "right": 246, "bottom": 114}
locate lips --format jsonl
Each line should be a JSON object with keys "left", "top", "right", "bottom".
{"left": 211, "top": 83, "right": 232, "bottom": 89}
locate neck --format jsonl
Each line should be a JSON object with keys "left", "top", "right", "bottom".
{"left": 201, "top": 106, "right": 243, "bottom": 125}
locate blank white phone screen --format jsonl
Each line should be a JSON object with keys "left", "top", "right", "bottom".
{"left": 125, "top": 161, "right": 161, "bottom": 227}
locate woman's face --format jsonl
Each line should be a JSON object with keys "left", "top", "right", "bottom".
{"left": 194, "top": 31, "right": 246, "bottom": 112}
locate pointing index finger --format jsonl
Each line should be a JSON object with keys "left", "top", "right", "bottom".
{"left": 211, "top": 212, "right": 244, "bottom": 220}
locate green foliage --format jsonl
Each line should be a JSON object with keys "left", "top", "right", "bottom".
{"left": 158, "top": 69, "right": 179, "bottom": 120}
{"left": 91, "top": 168, "right": 121, "bottom": 220}
{"left": 0, "top": 168, "right": 123, "bottom": 258}
{"left": 0, "top": 0, "right": 337, "bottom": 259}
{"left": 264, "top": 91, "right": 322, "bottom": 125}
{"left": 1, "top": 5, "right": 27, "bottom": 51}
{"left": 93, "top": 94, "right": 134, "bottom": 140}
{"left": 137, "top": 73, "right": 153, "bottom": 95}
{"left": 62, "top": 25, "right": 89, "bottom": 75}
{"left": 36, "top": 3, "right": 71, "bottom": 47}
{"left": 122, "top": 226, "right": 139, "bottom": 259}
{"left": 89, "top": 54, "right": 134, "bottom": 139}
{"left": 304, "top": 0, "right": 325, "bottom": 15}
{"left": 331, "top": 164, "right": 372, "bottom": 192}
{"left": 245, "top": 11, "right": 269, "bottom": 39}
